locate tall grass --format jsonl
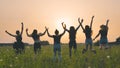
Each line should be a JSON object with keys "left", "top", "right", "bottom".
{"left": 0, "top": 45, "right": 120, "bottom": 68}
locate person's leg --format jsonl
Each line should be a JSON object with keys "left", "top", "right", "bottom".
{"left": 21, "top": 42, "right": 25, "bottom": 53}
{"left": 58, "top": 44, "right": 62, "bottom": 61}
{"left": 37, "top": 43, "right": 41, "bottom": 54}
{"left": 34, "top": 43, "right": 37, "bottom": 54}
{"left": 69, "top": 45, "right": 72, "bottom": 58}
{"left": 73, "top": 41, "right": 77, "bottom": 54}
{"left": 99, "top": 44, "right": 103, "bottom": 50}
{"left": 53, "top": 47, "right": 57, "bottom": 61}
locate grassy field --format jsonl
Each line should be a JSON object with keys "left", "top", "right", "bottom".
{"left": 0, "top": 44, "right": 120, "bottom": 68}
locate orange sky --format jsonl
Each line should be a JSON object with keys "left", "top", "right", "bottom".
{"left": 0, "top": 0, "right": 120, "bottom": 44}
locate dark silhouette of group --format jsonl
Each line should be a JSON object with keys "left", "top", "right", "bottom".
{"left": 5, "top": 16, "right": 110, "bottom": 60}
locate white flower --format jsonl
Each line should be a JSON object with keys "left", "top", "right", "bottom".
{"left": 0, "top": 59, "right": 3, "bottom": 62}
{"left": 107, "top": 55, "right": 110, "bottom": 59}
{"left": 15, "top": 57, "right": 18, "bottom": 59}
{"left": 88, "top": 66, "right": 91, "bottom": 68}
{"left": 10, "top": 64, "right": 13, "bottom": 67}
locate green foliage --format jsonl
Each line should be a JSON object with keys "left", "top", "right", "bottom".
{"left": 0, "top": 45, "right": 120, "bottom": 68}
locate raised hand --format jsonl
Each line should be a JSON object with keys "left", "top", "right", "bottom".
{"left": 5, "top": 30, "right": 7, "bottom": 33}
{"left": 62, "top": 22, "right": 66, "bottom": 29}
{"left": 107, "top": 19, "right": 109, "bottom": 23}
{"left": 106, "top": 19, "right": 109, "bottom": 26}
{"left": 92, "top": 16, "right": 94, "bottom": 19}
{"left": 26, "top": 28, "right": 28, "bottom": 32}
{"left": 45, "top": 26, "right": 48, "bottom": 31}
{"left": 21, "top": 22, "right": 23, "bottom": 25}
{"left": 78, "top": 17, "right": 83, "bottom": 24}
{"left": 78, "top": 17, "right": 81, "bottom": 23}
{"left": 81, "top": 19, "right": 84, "bottom": 23}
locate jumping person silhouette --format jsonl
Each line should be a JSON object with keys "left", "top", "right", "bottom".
{"left": 5, "top": 22, "right": 25, "bottom": 54}
{"left": 62, "top": 19, "right": 83, "bottom": 58}
{"left": 78, "top": 16, "right": 96, "bottom": 54}
{"left": 46, "top": 23, "right": 66, "bottom": 61}
{"left": 93, "top": 19, "right": 109, "bottom": 49}
{"left": 26, "top": 27, "right": 47, "bottom": 54}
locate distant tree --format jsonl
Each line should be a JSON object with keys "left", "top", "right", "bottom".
{"left": 116, "top": 36, "right": 120, "bottom": 42}
{"left": 40, "top": 41, "right": 49, "bottom": 45}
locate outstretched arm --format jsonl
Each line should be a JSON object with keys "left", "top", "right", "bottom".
{"left": 5, "top": 30, "right": 16, "bottom": 37}
{"left": 47, "top": 30, "right": 53, "bottom": 37}
{"left": 78, "top": 18, "right": 85, "bottom": 31}
{"left": 90, "top": 16, "right": 94, "bottom": 29}
{"left": 39, "top": 28, "right": 47, "bottom": 36}
{"left": 93, "top": 32, "right": 100, "bottom": 41}
{"left": 106, "top": 19, "right": 109, "bottom": 27}
{"left": 20, "top": 22, "right": 24, "bottom": 35}
{"left": 26, "top": 28, "right": 32, "bottom": 37}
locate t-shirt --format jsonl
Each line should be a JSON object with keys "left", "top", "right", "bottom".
{"left": 53, "top": 35, "right": 62, "bottom": 44}
{"left": 69, "top": 30, "right": 76, "bottom": 41}
{"left": 99, "top": 28, "right": 108, "bottom": 39}
{"left": 32, "top": 34, "right": 40, "bottom": 42}
{"left": 84, "top": 28, "right": 92, "bottom": 39}
{"left": 16, "top": 35, "right": 22, "bottom": 42}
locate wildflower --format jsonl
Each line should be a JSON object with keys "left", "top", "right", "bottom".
{"left": 107, "top": 55, "right": 110, "bottom": 59}
{"left": 15, "top": 57, "right": 18, "bottom": 59}
{"left": 27, "top": 46, "right": 30, "bottom": 49}
{"left": 88, "top": 66, "right": 91, "bottom": 68}
{"left": 6, "top": 49, "right": 9, "bottom": 51}
{"left": 9, "top": 64, "right": 13, "bottom": 67}
{"left": 0, "top": 59, "right": 3, "bottom": 62}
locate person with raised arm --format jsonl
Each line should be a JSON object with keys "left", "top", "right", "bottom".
{"left": 26, "top": 27, "right": 47, "bottom": 54}
{"left": 78, "top": 16, "right": 96, "bottom": 54}
{"left": 93, "top": 19, "right": 109, "bottom": 49}
{"left": 62, "top": 19, "right": 83, "bottom": 58}
{"left": 46, "top": 23, "right": 66, "bottom": 61}
{"left": 5, "top": 22, "right": 25, "bottom": 54}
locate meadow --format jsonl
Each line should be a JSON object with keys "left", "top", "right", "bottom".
{"left": 0, "top": 44, "right": 120, "bottom": 68}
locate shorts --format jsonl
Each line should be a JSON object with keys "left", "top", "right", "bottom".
{"left": 54, "top": 44, "right": 61, "bottom": 52}
{"left": 85, "top": 38, "right": 93, "bottom": 45}
{"left": 34, "top": 42, "right": 41, "bottom": 50}
{"left": 13, "top": 42, "right": 24, "bottom": 50}
{"left": 100, "top": 38, "right": 108, "bottom": 44}
{"left": 69, "top": 40, "right": 77, "bottom": 49}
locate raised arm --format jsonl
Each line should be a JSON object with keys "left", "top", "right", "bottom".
{"left": 60, "top": 23, "right": 66, "bottom": 36}
{"left": 93, "top": 32, "right": 100, "bottom": 41}
{"left": 45, "top": 27, "right": 53, "bottom": 38}
{"left": 106, "top": 19, "right": 109, "bottom": 27}
{"left": 90, "top": 16, "right": 94, "bottom": 29}
{"left": 62, "top": 22, "right": 69, "bottom": 32}
{"left": 78, "top": 18, "right": 85, "bottom": 31}
{"left": 5, "top": 30, "right": 16, "bottom": 37}
{"left": 26, "top": 28, "right": 32, "bottom": 37}
{"left": 39, "top": 28, "right": 47, "bottom": 36}
{"left": 20, "top": 22, "right": 24, "bottom": 35}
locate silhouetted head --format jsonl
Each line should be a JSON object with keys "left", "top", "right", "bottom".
{"left": 100, "top": 25, "right": 106, "bottom": 30}
{"left": 85, "top": 25, "right": 89, "bottom": 30}
{"left": 55, "top": 29, "right": 59, "bottom": 35}
{"left": 16, "top": 30, "right": 20, "bottom": 35}
{"left": 32, "top": 29, "right": 37, "bottom": 35}
{"left": 70, "top": 26, "right": 75, "bottom": 31}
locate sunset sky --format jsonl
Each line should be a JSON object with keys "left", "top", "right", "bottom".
{"left": 0, "top": 0, "right": 120, "bottom": 44}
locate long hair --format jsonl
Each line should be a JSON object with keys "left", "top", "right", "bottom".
{"left": 70, "top": 26, "right": 75, "bottom": 33}
{"left": 32, "top": 29, "right": 37, "bottom": 35}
